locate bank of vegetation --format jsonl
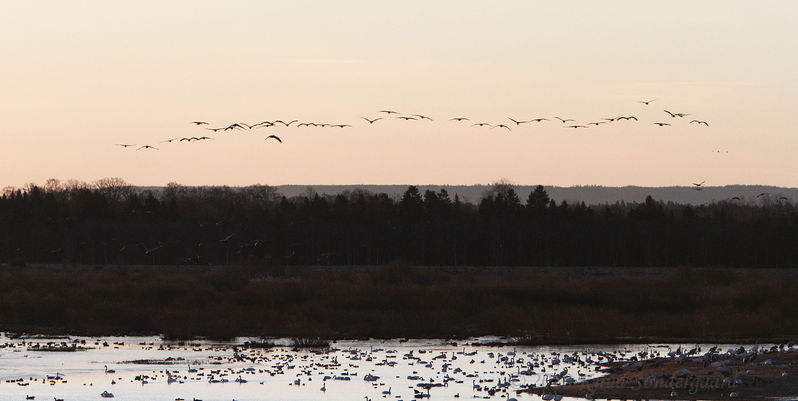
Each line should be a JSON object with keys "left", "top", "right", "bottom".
{"left": 0, "top": 263, "right": 796, "bottom": 342}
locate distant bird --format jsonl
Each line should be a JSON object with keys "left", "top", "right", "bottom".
{"left": 160, "top": 138, "right": 180, "bottom": 143}
{"left": 618, "top": 116, "right": 638, "bottom": 121}
{"left": 565, "top": 125, "right": 588, "bottom": 129}
{"left": 265, "top": 135, "right": 282, "bottom": 143}
{"left": 554, "top": 116, "right": 575, "bottom": 123}
{"left": 652, "top": 122, "right": 671, "bottom": 126}
{"left": 331, "top": 124, "right": 351, "bottom": 128}
{"left": 224, "top": 123, "right": 248, "bottom": 131}
{"left": 191, "top": 121, "right": 209, "bottom": 125}
{"left": 196, "top": 136, "right": 212, "bottom": 141}
{"left": 450, "top": 117, "right": 469, "bottom": 121}
{"left": 472, "top": 122, "right": 492, "bottom": 127}
{"left": 379, "top": 110, "right": 399, "bottom": 115}
{"left": 508, "top": 117, "right": 530, "bottom": 125}
{"left": 206, "top": 127, "right": 224, "bottom": 132}
{"left": 692, "top": 180, "right": 706, "bottom": 187}
{"left": 690, "top": 120, "right": 709, "bottom": 126}
{"left": 137, "top": 145, "right": 158, "bottom": 150}
{"left": 396, "top": 116, "right": 417, "bottom": 121}
{"left": 413, "top": 114, "right": 433, "bottom": 121}
{"left": 587, "top": 122, "right": 607, "bottom": 126}
{"left": 361, "top": 117, "right": 383, "bottom": 124}
{"left": 637, "top": 99, "right": 655, "bottom": 105}
{"left": 274, "top": 119, "right": 298, "bottom": 127}
{"left": 297, "top": 122, "right": 317, "bottom": 127}
{"left": 251, "top": 121, "right": 274, "bottom": 128}
{"left": 664, "top": 110, "right": 689, "bottom": 118}
{"left": 116, "top": 144, "right": 136, "bottom": 148}
{"left": 530, "top": 118, "right": 548, "bottom": 122}
{"left": 492, "top": 124, "right": 511, "bottom": 131}
{"left": 603, "top": 117, "right": 618, "bottom": 122}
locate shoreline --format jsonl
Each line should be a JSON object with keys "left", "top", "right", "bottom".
{"left": 523, "top": 349, "right": 798, "bottom": 400}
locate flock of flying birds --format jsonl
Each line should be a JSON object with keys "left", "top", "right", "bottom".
{"left": 114, "top": 99, "right": 710, "bottom": 151}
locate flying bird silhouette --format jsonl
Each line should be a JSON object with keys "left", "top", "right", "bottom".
{"left": 191, "top": 121, "right": 209, "bottom": 125}
{"left": 692, "top": 180, "right": 705, "bottom": 187}
{"left": 565, "top": 125, "right": 588, "bottom": 129}
{"left": 472, "top": 122, "right": 492, "bottom": 127}
{"left": 413, "top": 114, "right": 433, "bottom": 121}
{"left": 554, "top": 117, "right": 575, "bottom": 123}
{"left": 637, "top": 99, "right": 655, "bottom": 105}
{"left": 618, "top": 116, "right": 638, "bottom": 121}
{"left": 361, "top": 117, "right": 383, "bottom": 124}
{"left": 530, "top": 118, "right": 548, "bottom": 122}
{"left": 274, "top": 119, "right": 298, "bottom": 127}
{"left": 508, "top": 118, "right": 531, "bottom": 125}
{"left": 265, "top": 135, "right": 282, "bottom": 143}
{"left": 493, "top": 124, "right": 511, "bottom": 131}
{"left": 450, "top": 117, "right": 469, "bottom": 121}
{"left": 379, "top": 110, "right": 399, "bottom": 115}
{"left": 116, "top": 144, "right": 136, "bottom": 148}
{"left": 297, "top": 122, "right": 317, "bottom": 127}
{"left": 396, "top": 116, "right": 417, "bottom": 121}
{"left": 653, "top": 122, "right": 671, "bottom": 126}
{"left": 664, "top": 110, "right": 689, "bottom": 118}
{"left": 137, "top": 145, "right": 158, "bottom": 150}
{"left": 331, "top": 124, "right": 351, "bottom": 128}
{"left": 160, "top": 138, "right": 180, "bottom": 143}
{"left": 587, "top": 121, "right": 607, "bottom": 126}
{"left": 690, "top": 120, "right": 709, "bottom": 126}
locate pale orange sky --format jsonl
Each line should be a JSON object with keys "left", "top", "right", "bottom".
{"left": 1, "top": 1, "right": 797, "bottom": 188}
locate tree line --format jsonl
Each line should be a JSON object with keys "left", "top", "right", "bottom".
{"left": 1, "top": 178, "right": 797, "bottom": 267}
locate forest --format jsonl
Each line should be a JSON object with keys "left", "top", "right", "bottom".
{"left": 1, "top": 178, "right": 797, "bottom": 267}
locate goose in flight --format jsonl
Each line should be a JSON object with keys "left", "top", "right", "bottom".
{"left": 450, "top": 117, "right": 469, "bottom": 121}
{"left": 530, "top": 118, "right": 548, "bottom": 122}
{"left": 508, "top": 117, "right": 531, "bottom": 125}
{"left": 603, "top": 117, "right": 618, "bottom": 122}
{"left": 331, "top": 124, "right": 351, "bottom": 128}
{"left": 137, "top": 145, "right": 158, "bottom": 150}
{"left": 553, "top": 116, "right": 575, "bottom": 123}
{"left": 265, "top": 135, "right": 282, "bottom": 143}
{"left": 206, "top": 127, "right": 224, "bottom": 132}
{"left": 653, "top": 122, "right": 671, "bottom": 126}
{"left": 160, "top": 137, "right": 180, "bottom": 143}
{"left": 472, "top": 122, "right": 492, "bottom": 127}
{"left": 565, "top": 125, "right": 588, "bottom": 129}
{"left": 413, "top": 114, "right": 433, "bottom": 121}
{"left": 492, "top": 124, "right": 511, "bottom": 131}
{"left": 250, "top": 121, "right": 274, "bottom": 128}
{"left": 690, "top": 120, "right": 709, "bottom": 126}
{"left": 396, "top": 116, "right": 417, "bottom": 121}
{"left": 116, "top": 144, "right": 136, "bottom": 148}
{"left": 617, "top": 116, "right": 638, "bottom": 121}
{"left": 637, "top": 99, "right": 655, "bottom": 105}
{"left": 664, "top": 110, "right": 689, "bottom": 118}
{"left": 379, "top": 110, "right": 399, "bottom": 115}
{"left": 361, "top": 117, "right": 383, "bottom": 124}
{"left": 587, "top": 121, "right": 607, "bottom": 126}
{"left": 692, "top": 180, "right": 705, "bottom": 187}
{"left": 191, "top": 121, "right": 209, "bottom": 125}
{"left": 274, "top": 119, "right": 298, "bottom": 127}
{"left": 297, "top": 122, "right": 317, "bottom": 127}
{"left": 224, "top": 123, "right": 248, "bottom": 131}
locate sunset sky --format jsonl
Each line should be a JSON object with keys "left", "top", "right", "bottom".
{"left": 2, "top": 1, "right": 797, "bottom": 188}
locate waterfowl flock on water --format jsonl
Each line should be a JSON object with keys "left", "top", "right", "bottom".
{"left": 1, "top": 337, "right": 795, "bottom": 401}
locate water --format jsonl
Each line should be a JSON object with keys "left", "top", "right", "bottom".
{"left": 0, "top": 336, "right": 768, "bottom": 401}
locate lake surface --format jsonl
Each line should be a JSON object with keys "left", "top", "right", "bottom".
{"left": 0, "top": 336, "right": 771, "bottom": 401}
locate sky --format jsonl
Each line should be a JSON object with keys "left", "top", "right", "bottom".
{"left": 1, "top": 1, "right": 797, "bottom": 188}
